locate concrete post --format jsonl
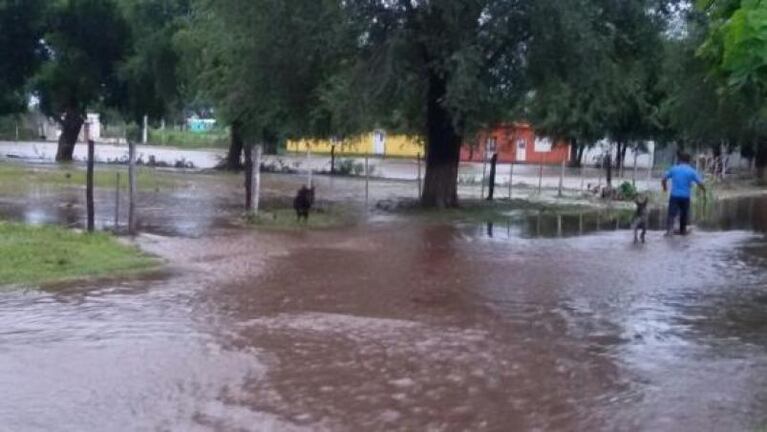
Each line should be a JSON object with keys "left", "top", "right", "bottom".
{"left": 254, "top": 144, "right": 262, "bottom": 215}
{"left": 142, "top": 115, "right": 148, "bottom": 144}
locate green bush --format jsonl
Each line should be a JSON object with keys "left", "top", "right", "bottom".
{"left": 618, "top": 181, "right": 638, "bottom": 200}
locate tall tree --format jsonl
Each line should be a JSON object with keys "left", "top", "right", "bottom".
{"left": 116, "top": 0, "right": 191, "bottom": 125}
{"left": 524, "top": 0, "right": 614, "bottom": 167}
{"left": 183, "top": 0, "right": 346, "bottom": 169}
{"left": 599, "top": 0, "right": 668, "bottom": 173}
{"left": 527, "top": 0, "right": 671, "bottom": 175}
{"left": 34, "top": 0, "right": 130, "bottom": 161}
{"left": 319, "top": 1, "right": 531, "bottom": 207}
{"left": 0, "top": 0, "right": 46, "bottom": 116}
{"left": 698, "top": 0, "right": 767, "bottom": 180}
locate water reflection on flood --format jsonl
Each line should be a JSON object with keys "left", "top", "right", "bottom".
{"left": 481, "top": 195, "right": 767, "bottom": 240}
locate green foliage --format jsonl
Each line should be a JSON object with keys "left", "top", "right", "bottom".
{"left": 34, "top": 0, "right": 131, "bottom": 120}
{"left": 618, "top": 181, "right": 638, "bottom": 200}
{"left": 0, "top": 0, "right": 47, "bottom": 115}
{"left": 525, "top": 0, "right": 614, "bottom": 147}
{"left": 321, "top": 1, "right": 531, "bottom": 139}
{"left": 0, "top": 222, "right": 156, "bottom": 286}
{"left": 697, "top": 0, "right": 767, "bottom": 168}
{"left": 522, "top": 0, "right": 670, "bottom": 168}
{"left": 660, "top": 23, "right": 750, "bottom": 151}
{"left": 116, "top": 0, "right": 191, "bottom": 124}
{"left": 699, "top": 0, "right": 767, "bottom": 92}
{"left": 181, "top": 0, "right": 346, "bottom": 143}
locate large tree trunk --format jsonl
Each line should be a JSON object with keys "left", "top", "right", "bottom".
{"left": 614, "top": 141, "right": 625, "bottom": 171}
{"left": 576, "top": 143, "right": 586, "bottom": 167}
{"left": 605, "top": 150, "right": 613, "bottom": 187}
{"left": 55, "top": 109, "right": 84, "bottom": 162}
{"left": 421, "top": 73, "right": 461, "bottom": 208}
{"left": 219, "top": 120, "right": 244, "bottom": 170}
{"left": 619, "top": 143, "right": 628, "bottom": 173}
{"left": 569, "top": 138, "right": 584, "bottom": 167}
{"left": 569, "top": 139, "right": 577, "bottom": 167}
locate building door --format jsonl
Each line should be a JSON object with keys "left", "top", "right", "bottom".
{"left": 516, "top": 139, "right": 527, "bottom": 162}
{"left": 373, "top": 130, "right": 386, "bottom": 155}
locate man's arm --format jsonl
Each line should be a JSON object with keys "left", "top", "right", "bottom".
{"left": 662, "top": 167, "right": 673, "bottom": 192}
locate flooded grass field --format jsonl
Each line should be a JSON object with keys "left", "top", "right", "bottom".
{"left": 1, "top": 162, "right": 766, "bottom": 431}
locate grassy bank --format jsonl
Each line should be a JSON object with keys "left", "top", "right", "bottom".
{"left": 0, "top": 222, "right": 157, "bottom": 287}
{"left": 147, "top": 129, "right": 228, "bottom": 149}
{"left": 0, "top": 162, "right": 179, "bottom": 194}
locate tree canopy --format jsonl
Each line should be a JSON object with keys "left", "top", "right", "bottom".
{"left": 116, "top": 0, "right": 191, "bottom": 125}
{"left": 0, "top": 0, "right": 46, "bottom": 116}
{"left": 34, "top": 0, "right": 131, "bottom": 160}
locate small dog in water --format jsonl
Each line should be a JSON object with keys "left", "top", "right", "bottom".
{"left": 631, "top": 194, "right": 649, "bottom": 243}
{"left": 293, "top": 185, "right": 315, "bottom": 222}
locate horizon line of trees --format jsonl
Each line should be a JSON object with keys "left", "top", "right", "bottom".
{"left": 2, "top": 0, "right": 766, "bottom": 207}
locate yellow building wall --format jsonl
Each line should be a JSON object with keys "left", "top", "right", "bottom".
{"left": 385, "top": 134, "right": 424, "bottom": 157}
{"left": 287, "top": 133, "right": 423, "bottom": 158}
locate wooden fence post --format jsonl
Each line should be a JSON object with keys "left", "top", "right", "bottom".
{"left": 114, "top": 172, "right": 120, "bottom": 232}
{"left": 487, "top": 153, "right": 498, "bottom": 201}
{"left": 558, "top": 159, "right": 565, "bottom": 197}
{"left": 417, "top": 153, "right": 423, "bottom": 199}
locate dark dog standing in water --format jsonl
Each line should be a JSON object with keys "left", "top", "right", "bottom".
{"left": 632, "top": 194, "right": 649, "bottom": 243}
{"left": 293, "top": 185, "right": 315, "bottom": 222}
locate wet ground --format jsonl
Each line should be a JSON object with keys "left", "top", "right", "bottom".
{"left": 1, "top": 163, "right": 767, "bottom": 431}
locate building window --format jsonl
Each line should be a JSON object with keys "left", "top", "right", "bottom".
{"left": 534, "top": 137, "right": 552, "bottom": 152}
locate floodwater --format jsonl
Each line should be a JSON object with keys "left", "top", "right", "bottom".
{"left": 1, "top": 165, "right": 767, "bottom": 431}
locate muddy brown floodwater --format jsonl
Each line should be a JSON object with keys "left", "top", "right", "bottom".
{"left": 1, "top": 167, "right": 767, "bottom": 431}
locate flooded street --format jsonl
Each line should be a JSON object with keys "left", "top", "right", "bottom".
{"left": 1, "top": 167, "right": 767, "bottom": 431}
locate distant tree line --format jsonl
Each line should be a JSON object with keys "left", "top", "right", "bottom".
{"left": 1, "top": 0, "right": 765, "bottom": 207}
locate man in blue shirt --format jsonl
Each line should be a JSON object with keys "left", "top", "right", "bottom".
{"left": 662, "top": 152, "right": 706, "bottom": 235}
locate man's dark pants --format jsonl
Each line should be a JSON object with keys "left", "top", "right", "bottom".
{"left": 667, "top": 196, "right": 691, "bottom": 234}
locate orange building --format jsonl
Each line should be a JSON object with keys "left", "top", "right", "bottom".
{"left": 461, "top": 123, "right": 570, "bottom": 165}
